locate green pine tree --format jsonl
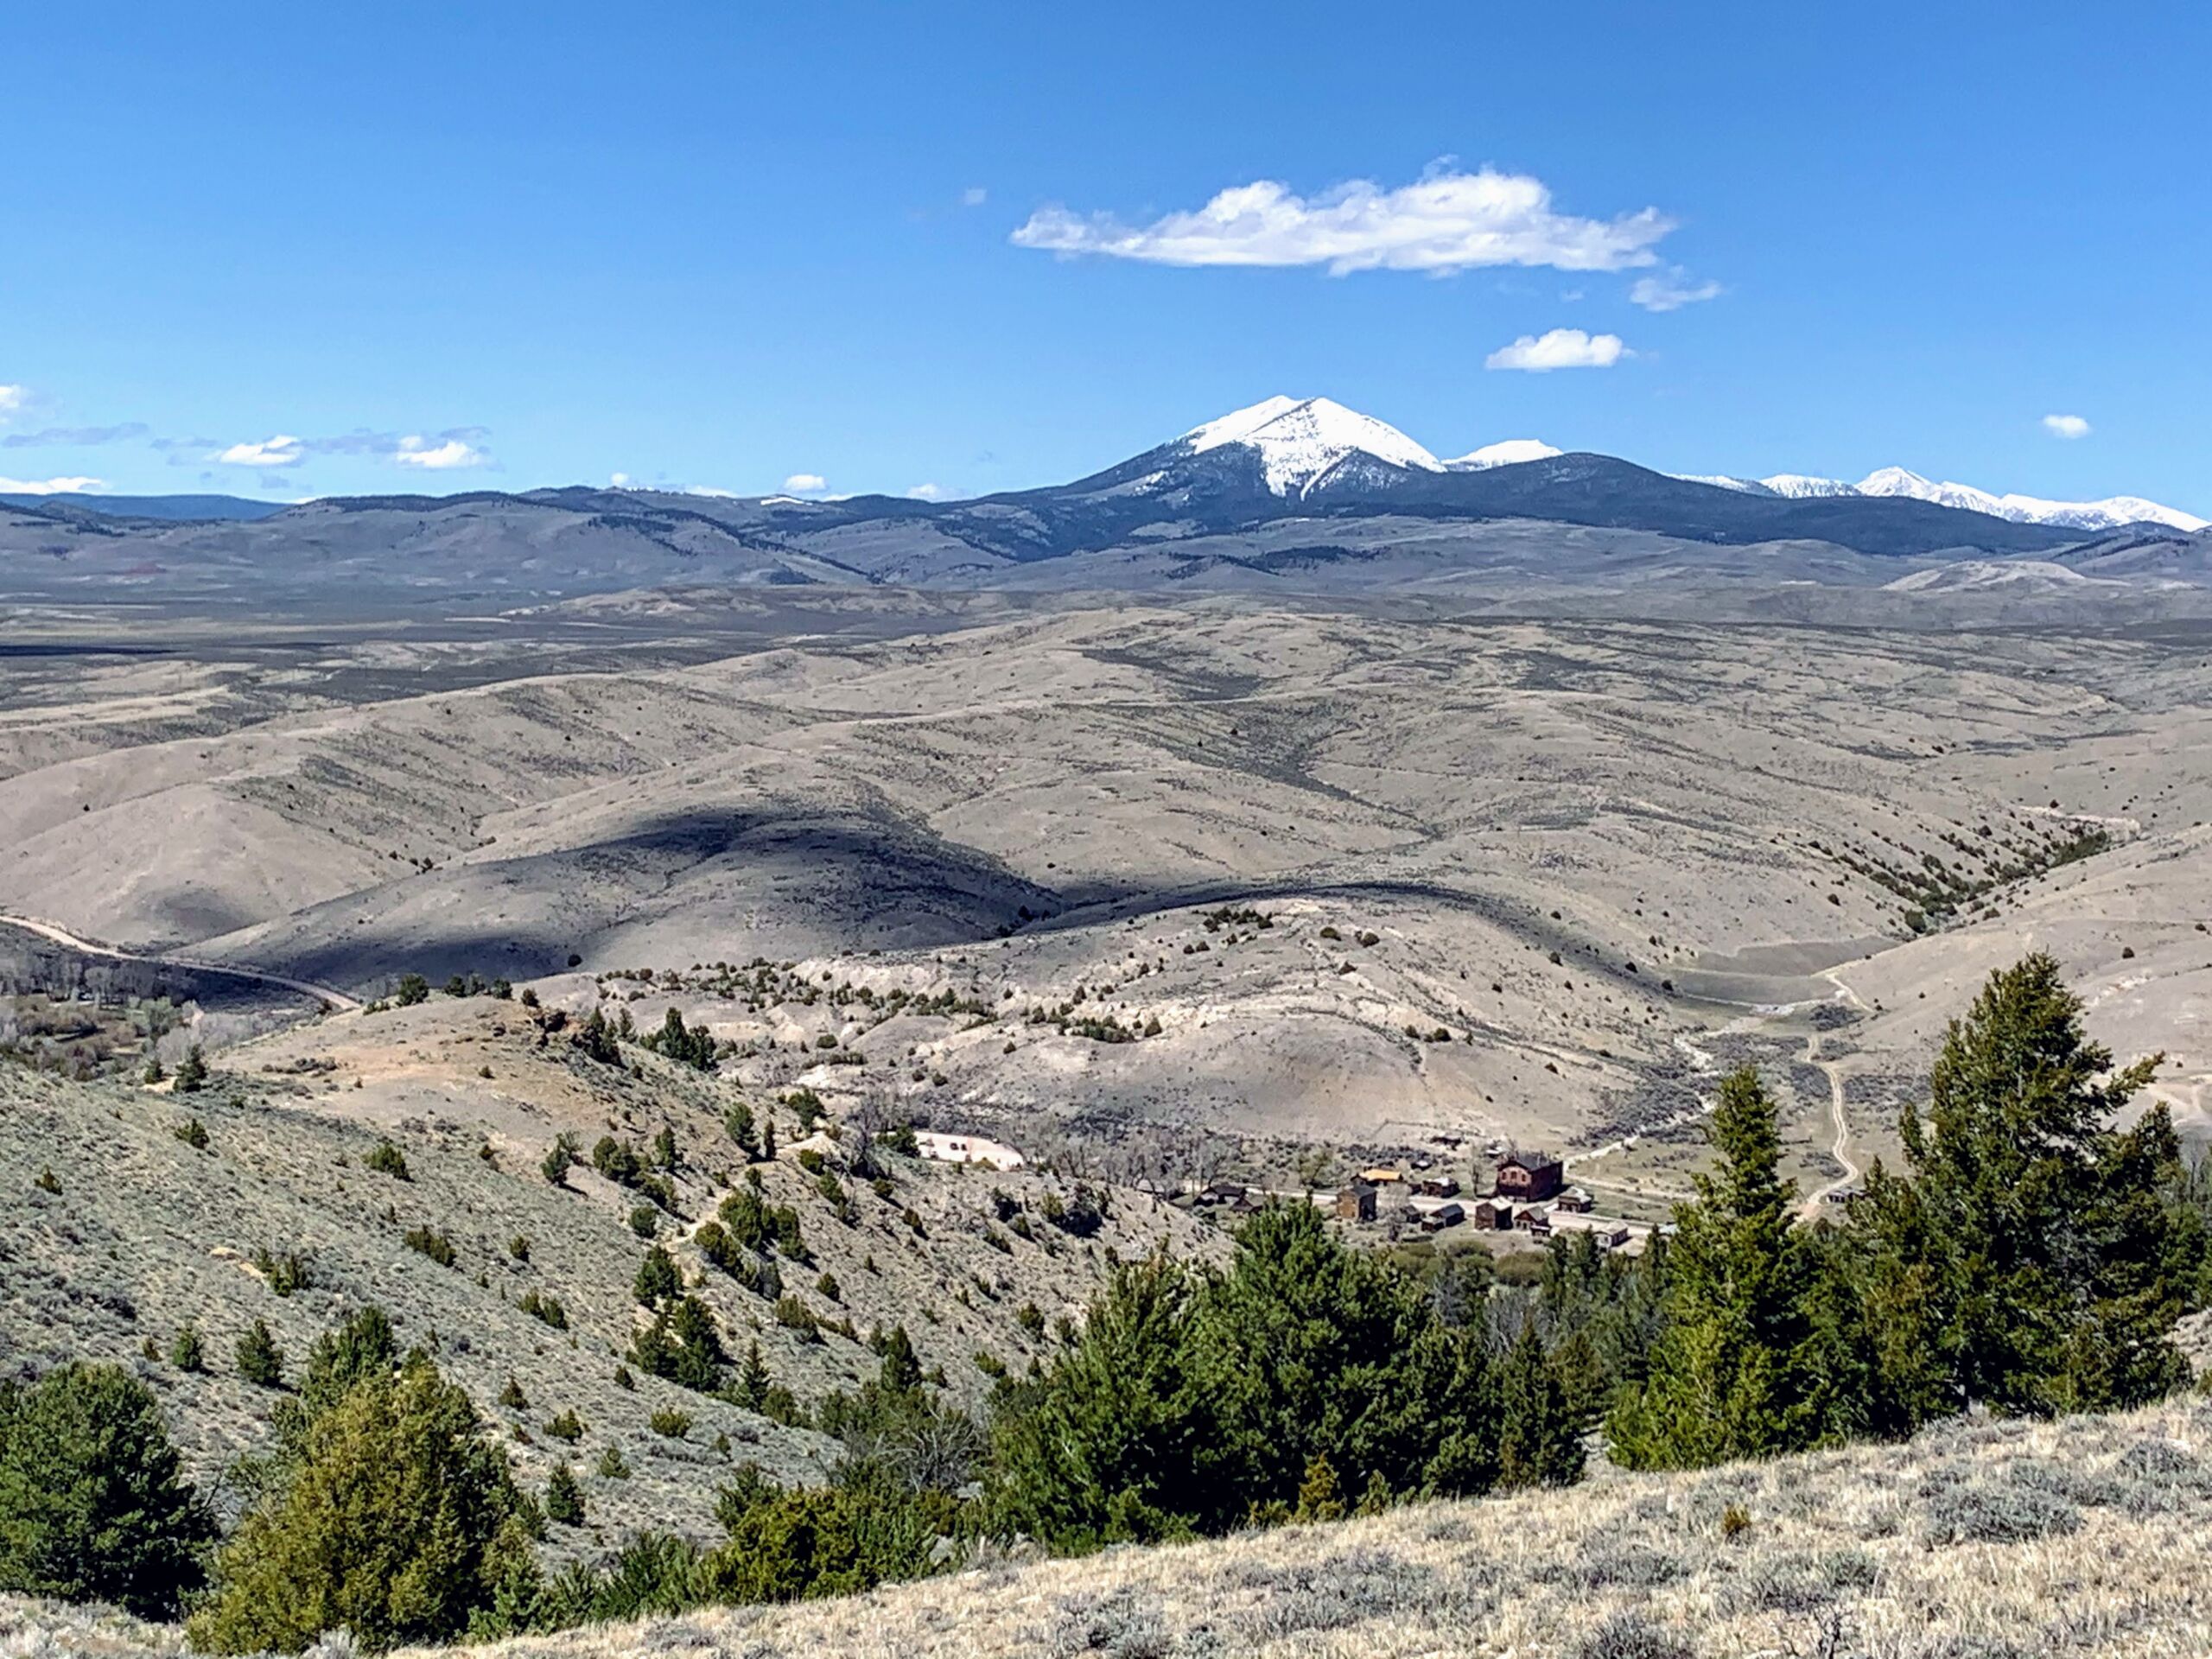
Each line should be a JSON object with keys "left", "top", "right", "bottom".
{"left": 1609, "top": 1066, "right": 1821, "bottom": 1469}
{"left": 1494, "top": 1321, "right": 1586, "bottom": 1489}
{"left": 191, "top": 1355, "right": 535, "bottom": 1653}
{"left": 1860, "top": 954, "right": 2191, "bottom": 1421}
{"left": 236, "top": 1319, "right": 285, "bottom": 1389}
{"left": 0, "top": 1363, "right": 214, "bottom": 1618}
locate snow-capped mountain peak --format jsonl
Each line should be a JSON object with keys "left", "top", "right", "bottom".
{"left": 1179, "top": 396, "right": 1443, "bottom": 496}
{"left": 1446, "top": 438, "right": 1563, "bottom": 471}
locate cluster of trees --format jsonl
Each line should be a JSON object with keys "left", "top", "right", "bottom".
{"left": 1611, "top": 954, "right": 2202, "bottom": 1466}
{"left": 5, "top": 956, "right": 2207, "bottom": 1654}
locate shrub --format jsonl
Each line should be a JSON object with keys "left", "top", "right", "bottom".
{"left": 507, "top": 1234, "right": 531, "bottom": 1262}
{"left": 629, "top": 1204, "right": 660, "bottom": 1238}
{"left": 1924, "top": 1480, "right": 2082, "bottom": 1545}
{"left": 175, "top": 1116, "right": 210, "bottom": 1150}
{"left": 365, "top": 1139, "right": 411, "bottom": 1180}
{"left": 546, "top": 1468, "right": 588, "bottom": 1530}
{"left": 545, "top": 1462, "right": 585, "bottom": 1525}
{"left": 0, "top": 1362, "right": 214, "bottom": 1617}
{"left": 651, "top": 1407, "right": 693, "bottom": 1440}
{"left": 1574, "top": 1611, "right": 1692, "bottom": 1659}
{"left": 189, "top": 1357, "right": 534, "bottom": 1653}
{"left": 544, "top": 1408, "right": 584, "bottom": 1443}
{"left": 393, "top": 973, "right": 430, "bottom": 1006}
{"left": 237, "top": 1319, "right": 285, "bottom": 1389}
{"left": 171, "top": 1324, "right": 206, "bottom": 1372}
{"left": 251, "top": 1245, "right": 315, "bottom": 1296}
{"left": 174, "top": 1044, "right": 210, "bottom": 1092}
{"left": 635, "top": 1244, "right": 683, "bottom": 1306}
{"left": 403, "top": 1224, "right": 457, "bottom": 1268}
{"left": 597, "top": 1445, "right": 631, "bottom": 1479}
{"left": 518, "top": 1289, "right": 568, "bottom": 1330}
{"left": 541, "top": 1132, "right": 580, "bottom": 1186}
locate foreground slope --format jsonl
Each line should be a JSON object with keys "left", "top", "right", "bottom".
{"left": 0, "top": 1001, "right": 1220, "bottom": 1540}
{"left": 10, "top": 1392, "right": 2210, "bottom": 1658}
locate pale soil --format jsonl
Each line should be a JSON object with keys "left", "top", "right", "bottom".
{"left": 3, "top": 606, "right": 2209, "bottom": 1167}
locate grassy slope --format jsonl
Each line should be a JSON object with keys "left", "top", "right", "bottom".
{"left": 0, "top": 997, "right": 1224, "bottom": 1543}
{"left": 7, "top": 1394, "right": 2210, "bottom": 1658}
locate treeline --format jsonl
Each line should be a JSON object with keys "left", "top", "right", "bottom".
{"left": 3, "top": 956, "right": 2208, "bottom": 1651}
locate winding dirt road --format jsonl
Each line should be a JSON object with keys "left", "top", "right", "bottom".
{"left": 0, "top": 913, "right": 360, "bottom": 1013}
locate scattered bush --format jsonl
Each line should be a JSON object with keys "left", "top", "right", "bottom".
{"left": 365, "top": 1139, "right": 411, "bottom": 1180}
{"left": 403, "top": 1224, "right": 457, "bottom": 1268}
{"left": 236, "top": 1319, "right": 284, "bottom": 1389}
{"left": 170, "top": 1324, "right": 206, "bottom": 1372}
{"left": 545, "top": 1462, "right": 585, "bottom": 1525}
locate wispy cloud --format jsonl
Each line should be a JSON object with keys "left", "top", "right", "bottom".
{"left": 2042, "top": 413, "right": 2091, "bottom": 440}
{"left": 1629, "top": 268, "right": 1724, "bottom": 311}
{"left": 212, "top": 427, "right": 493, "bottom": 471}
{"left": 217, "top": 435, "right": 306, "bottom": 467}
{"left": 784, "top": 473, "right": 827, "bottom": 492}
{"left": 1014, "top": 167, "right": 1671, "bottom": 276}
{"left": 0, "top": 385, "right": 28, "bottom": 415}
{"left": 393, "top": 434, "right": 486, "bottom": 469}
{"left": 0, "top": 474, "right": 104, "bottom": 494}
{"left": 1485, "top": 328, "right": 1628, "bottom": 372}
{"left": 906, "top": 482, "right": 950, "bottom": 500}
{"left": 961, "top": 187, "right": 988, "bottom": 208}
{"left": 1, "top": 422, "right": 150, "bottom": 448}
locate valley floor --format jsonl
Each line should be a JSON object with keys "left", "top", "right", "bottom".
{"left": 9, "top": 1393, "right": 2211, "bottom": 1659}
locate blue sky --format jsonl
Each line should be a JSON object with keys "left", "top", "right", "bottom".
{"left": 3, "top": 1, "right": 2206, "bottom": 512}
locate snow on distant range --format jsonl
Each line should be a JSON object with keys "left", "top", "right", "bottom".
{"left": 1168, "top": 395, "right": 2202, "bottom": 529}
{"left": 1447, "top": 438, "right": 1563, "bottom": 470}
{"left": 1180, "top": 396, "right": 1442, "bottom": 495}
{"left": 1680, "top": 465, "right": 2204, "bottom": 532}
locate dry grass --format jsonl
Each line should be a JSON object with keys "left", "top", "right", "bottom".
{"left": 10, "top": 1394, "right": 2212, "bottom": 1659}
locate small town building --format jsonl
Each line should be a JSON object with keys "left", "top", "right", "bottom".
{"left": 1547, "top": 1211, "right": 1637, "bottom": 1249}
{"left": 1473, "top": 1198, "right": 1519, "bottom": 1230}
{"left": 1414, "top": 1175, "right": 1461, "bottom": 1198}
{"left": 1554, "top": 1185, "right": 1593, "bottom": 1213}
{"left": 1408, "top": 1194, "right": 1465, "bottom": 1229}
{"left": 1360, "top": 1166, "right": 1405, "bottom": 1185}
{"left": 1337, "top": 1182, "right": 1378, "bottom": 1223}
{"left": 1494, "top": 1151, "right": 1564, "bottom": 1204}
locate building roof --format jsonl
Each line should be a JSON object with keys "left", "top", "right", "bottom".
{"left": 1497, "top": 1150, "right": 1562, "bottom": 1173}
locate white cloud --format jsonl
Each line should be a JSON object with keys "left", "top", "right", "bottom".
{"left": 1629, "top": 268, "right": 1723, "bottom": 311}
{"left": 784, "top": 473, "right": 827, "bottom": 492}
{"left": 0, "top": 474, "right": 103, "bottom": 493}
{"left": 683, "top": 484, "right": 741, "bottom": 499}
{"left": 906, "top": 482, "right": 950, "bottom": 500}
{"left": 1013, "top": 168, "right": 1671, "bottom": 275}
{"left": 961, "top": 187, "right": 988, "bottom": 207}
{"left": 393, "top": 434, "right": 486, "bottom": 469}
{"left": 1484, "top": 328, "right": 1628, "bottom": 372}
{"left": 2042, "top": 413, "right": 2091, "bottom": 440}
{"left": 0, "top": 385, "right": 26, "bottom": 415}
{"left": 610, "top": 472, "right": 634, "bottom": 488}
{"left": 216, "top": 435, "right": 304, "bottom": 467}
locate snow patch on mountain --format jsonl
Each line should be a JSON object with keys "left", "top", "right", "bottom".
{"left": 1673, "top": 465, "right": 2202, "bottom": 531}
{"left": 1180, "top": 396, "right": 1442, "bottom": 496}
{"left": 1853, "top": 467, "right": 2205, "bottom": 532}
{"left": 1446, "top": 439, "right": 1563, "bottom": 470}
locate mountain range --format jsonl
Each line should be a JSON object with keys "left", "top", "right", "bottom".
{"left": 3, "top": 396, "right": 2207, "bottom": 613}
